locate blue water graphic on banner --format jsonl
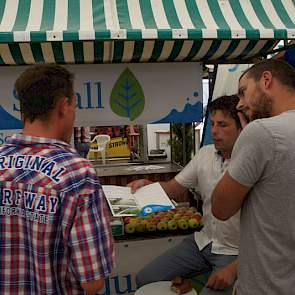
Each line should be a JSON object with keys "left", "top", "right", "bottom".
{"left": 0, "top": 106, "right": 23, "bottom": 130}
{"left": 152, "top": 101, "right": 203, "bottom": 124}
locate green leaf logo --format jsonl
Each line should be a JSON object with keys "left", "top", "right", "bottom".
{"left": 110, "top": 68, "right": 145, "bottom": 121}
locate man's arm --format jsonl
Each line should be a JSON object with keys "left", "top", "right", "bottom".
{"left": 206, "top": 260, "right": 239, "bottom": 290}
{"left": 160, "top": 178, "right": 188, "bottom": 199}
{"left": 81, "top": 278, "right": 104, "bottom": 295}
{"left": 211, "top": 171, "right": 250, "bottom": 220}
{"left": 128, "top": 178, "right": 188, "bottom": 199}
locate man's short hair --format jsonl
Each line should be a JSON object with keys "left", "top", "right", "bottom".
{"left": 15, "top": 64, "right": 74, "bottom": 123}
{"left": 241, "top": 59, "right": 295, "bottom": 91}
{"left": 208, "top": 95, "right": 241, "bottom": 129}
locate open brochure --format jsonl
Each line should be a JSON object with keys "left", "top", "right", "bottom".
{"left": 102, "top": 182, "right": 175, "bottom": 217}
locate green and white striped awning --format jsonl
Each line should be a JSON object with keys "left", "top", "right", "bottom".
{"left": 0, "top": 0, "right": 295, "bottom": 65}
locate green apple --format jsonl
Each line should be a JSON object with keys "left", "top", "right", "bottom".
{"left": 188, "top": 218, "right": 199, "bottom": 229}
{"left": 146, "top": 222, "right": 157, "bottom": 232}
{"left": 124, "top": 223, "right": 136, "bottom": 234}
{"left": 157, "top": 221, "right": 168, "bottom": 231}
{"left": 140, "top": 220, "right": 149, "bottom": 227}
{"left": 143, "top": 215, "right": 152, "bottom": 220}
{"left": 135, "top": 222, "right": 146, "bottom": 232}
{"left": 181, "top": 215, "right": 190, "bottom": 221}
{"left": 167, "top": 219, "right": 178, "bottom": 230}
{"left": 128, "top": 219, "right": 138, "bottom": 226}
{"left": 177, "top": 219, "right": 189, "bottom": 230}
{"left": 177, "top": 208, "right": 187, "bottom": 214}
{"left": 189, "top": 207, "right": 197, "bottom": 213}
{"left": 172, "top": 213, "right": 182, "bottom": 220}
{"left": 165, "top": 212, "right": 174, "bottom": 219}
{"left": 183, "top": 211, "right": 194, "bottom": 217}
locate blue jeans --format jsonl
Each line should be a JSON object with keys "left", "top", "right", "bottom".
{"left": 136, "top": 234, "right": 237, "bottom": 295}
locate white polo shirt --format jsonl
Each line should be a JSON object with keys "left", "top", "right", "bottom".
{"left": 175, "top": 144, "right": 239, "bottom": 255}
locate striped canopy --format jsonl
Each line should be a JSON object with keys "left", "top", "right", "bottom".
{"left": 0, "top": 0, "right": 295, "bottom": 65}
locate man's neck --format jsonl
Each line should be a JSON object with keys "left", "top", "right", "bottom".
{"left": 23, "top": 121, "right": 59, "bottom": 140}
{"left": 272, "top": 98, "right": 295, "bottom": 117}
{"left": 220, "top": 151, "right": 231, "bottom": 160}
{"left": 271, "top": 88, "right": 295, "bottom": 116}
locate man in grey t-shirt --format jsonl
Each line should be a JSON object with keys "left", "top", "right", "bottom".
{"left": 211, "top": 59, "right": 295, "bottom": 295}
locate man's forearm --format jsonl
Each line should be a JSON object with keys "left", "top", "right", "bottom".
{"left": 226, "top": 259, "right": 239, "bottom": 278}
{"left": 160, "top": 179, "right": 188, "bottom": 199}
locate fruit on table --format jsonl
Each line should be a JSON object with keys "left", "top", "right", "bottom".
{"left": 188, "top": 218, "right": 199, "bottom": 229}
{"left": 157, "top": 221, "right": 168, "bottom": 231}
{"left": 167, "top": 219, "right": 178, "bottom": 230}
{"left": 124, "top": 223, "right": 136, "bottom": 234}
{"left": 123, "top": 207, "right": 202, "bottom": 234}
{"left": 180, "top": 215, "right": 190, "bottom": 221}
{"left": 123, "top": 216, "right": 134, "bottom": 224}
{"left": 177, "top": 219, "right": 189, "bottom": 230}
{"left": 191, "top": 213, "right": 202, "bottom": 222}
{"left": 172, "top": 213, "right": 182, "bottom": 220}
{"left": 135, "top": 222, "right": 146, "bottom": 232}
{"left": 146, "top": 222, "right": 157, "bottom": 232}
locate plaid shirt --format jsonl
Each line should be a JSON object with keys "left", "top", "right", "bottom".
{"left": 0, "top": 134, "right": 114, "bottom": 294}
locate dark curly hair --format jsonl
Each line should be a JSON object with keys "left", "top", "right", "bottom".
{"left": 208, "top": 95, "right": 241, "bottom": 129}
{"left": 15, "top": 64, "right": 74, "bottom": 123}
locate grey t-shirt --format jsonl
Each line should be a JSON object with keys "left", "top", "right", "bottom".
{"left": 228, "top": 111, "right": 295, "bottom": 295}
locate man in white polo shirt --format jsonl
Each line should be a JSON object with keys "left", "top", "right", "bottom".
{"left": 128, "top": 95, "right": 242, "bottom": 295}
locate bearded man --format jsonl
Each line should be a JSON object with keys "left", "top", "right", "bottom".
{"left": 212, "top": 59, "right": 295, "bottom": 295}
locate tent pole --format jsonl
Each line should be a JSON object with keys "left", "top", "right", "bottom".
{"left": 200, "top": 64, "right": 218, "bottom": 147}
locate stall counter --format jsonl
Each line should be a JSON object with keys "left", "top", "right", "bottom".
{"left": 99, "top": 234, "right": 186, "bottom": 295}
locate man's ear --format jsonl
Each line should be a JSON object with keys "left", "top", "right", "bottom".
{"left": 57, "top": 97, "right": 69, "bottom": 116}
{"left": 261, "top": 71, "right": 273, "bottom": 90}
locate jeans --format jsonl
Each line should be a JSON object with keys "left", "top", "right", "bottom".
{"left": 136, "top": 234, "right": 237, "bottom": 295}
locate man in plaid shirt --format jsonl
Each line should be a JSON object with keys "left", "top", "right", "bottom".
{"left": 0, "top": 64, "right": 114, "bottom": 294}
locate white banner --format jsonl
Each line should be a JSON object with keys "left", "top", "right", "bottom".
{"left": 213, "top": 64, "right": 252, "bottom": 99}
{"left": 0, "top": 63, "right": 203, "bottom": 130}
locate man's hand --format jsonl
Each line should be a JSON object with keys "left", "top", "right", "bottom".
{"left": 81, "top": 278, "right": 104, "bottom": 295}
{"left": 206, "top": 261, "right": 238, "bottom": 290}
{"left": 127, "top": 179, "right": 153, "bottom": 193}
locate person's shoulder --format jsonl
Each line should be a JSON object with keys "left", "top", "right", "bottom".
{"left": 58, "top": 150, "right": 96, "bottom": 175}
{"left": 243, "top": 118, "right": 273, "bottom": 136}
{"left": 193, "top": 144, "right": 216, "bottom": 162}
{"left": 198, "top": 144, "right": 216, "bottom": 154}
{"left": 237, "top": 119, "right": 272, "bottom": 148}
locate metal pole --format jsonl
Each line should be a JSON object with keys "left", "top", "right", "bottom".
{"left": 182, "top": 123, "right": 186, "bottom": 165}
{"left": 200, "top": 64, "right": 218, "bottom": 147}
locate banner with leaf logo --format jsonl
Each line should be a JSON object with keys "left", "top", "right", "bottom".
{"left": 0, "top": 63, "right": 203, "bottom": 130}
